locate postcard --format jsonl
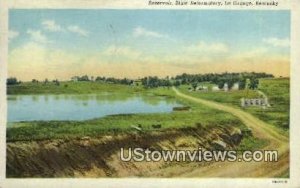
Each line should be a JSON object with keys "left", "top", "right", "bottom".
{"left": 0, "top": 0, "right": 300, "bottom": 187}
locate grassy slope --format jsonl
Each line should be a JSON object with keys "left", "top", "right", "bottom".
{"left": 179, "top": 78, "right": 290, "bottom": 130}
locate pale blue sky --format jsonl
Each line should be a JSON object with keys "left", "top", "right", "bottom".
{"left": 9, "top": 10, "right": 290, "bottom": 53}
{"left": 8, "top": 10, "right": 290, "bottom": 80}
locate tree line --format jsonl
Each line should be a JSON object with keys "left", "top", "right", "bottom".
{"left": 7, "top": 72, "right": 273, "bottom": 90}
{"left": 141, "top": 72, "right": 273, "bottom": 90}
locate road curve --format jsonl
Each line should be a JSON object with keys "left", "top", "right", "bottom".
{"left": 171, "top": 87, "right": 289, "bottom": 177}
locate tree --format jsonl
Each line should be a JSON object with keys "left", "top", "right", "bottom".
{"left": 95, "top": 76, "right": 105, "bottom": 82}
{"left": 78, "top": 75, "right": 89, "bottom": 81}
{"left": 238, "top": 78, "right": 246, "bottom": 90}
{"left": 249, "top": 77, "right": 259, "bottom": 90}
{"left": 7, "top": 77, "right": 19, "bottom": 85}
{"left": 53, "top": 79, "right": 60, "bottom": 86}
{"left": 227, "top": 79, "right": 234, "bottom": 90}
{"left": 217, "top": 80, "right": 225, "bottom": 89}
{"left": 32, "top": 79, "right": 39, "bottom": 83}
{"left": 174, "top": 80, "right": 181, "bottom": 87}
{"left": 191, "top": 82, "right": 198, "bottom": 91}
{"left": 44, "top": 78, "right": 49, "bottom": 84}
{"left": 173, "top": 72, "right": 273, "bottom": 86}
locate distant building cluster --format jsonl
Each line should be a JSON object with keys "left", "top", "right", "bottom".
{"left": 189, "top": 82, "right": 240, "bottom": 92}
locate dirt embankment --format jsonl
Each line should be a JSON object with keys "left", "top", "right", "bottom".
{"left": 7, "top": 125, "right": 244, "bottom": 178}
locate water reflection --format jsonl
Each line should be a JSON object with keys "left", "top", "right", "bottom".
{"left": 7, "top": 93, "right": 182, "bottom": 123}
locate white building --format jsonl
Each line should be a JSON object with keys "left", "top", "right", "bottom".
{"left": 241, "top": 98, "right": 269, "bottom": 108}
{"left": 223, "top": 83, "right": 229, "bottom": 92}
{"left": 232, "top": 83, "right": 239, "bottom": 90}
{"left": 212, "top": 86, "right": 220, "bottom": 91}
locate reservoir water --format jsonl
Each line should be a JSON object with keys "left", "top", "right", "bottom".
{"left": 7, "top": 93, "right": 181, "bottom": 123}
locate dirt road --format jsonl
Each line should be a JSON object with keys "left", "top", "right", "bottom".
{"left": 167, "top": 87, "right": 289, "bottom": 177}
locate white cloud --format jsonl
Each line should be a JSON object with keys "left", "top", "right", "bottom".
{"left": 234, "top": 47, "right": 268, "bottom": 59}
{"left": 9, "top": 42, "right": 81, "bottom": 81}
{"left": 9, "top": 42, "right": 47, "bottom": 67}
{"left": 263, "top": 37, "right": 290, "bottom": 48}
{"left": 27, "top": 29, "right": 51, "bottom": 44}
{"left": 186, "top": 41, "right": 229, "bottom": 54}
{"left": 8, "top": 41, "right": 290, "bottom": 81}
{"left": 102, "top": 46, "right": 141, "bottom": 58}
{"left": 67, "top": 25, "right": 89, "bottom": 37}
{"left": 9, "top": 30, "right": 19, "bottom": 40}
{"left": 133, "top": 26, "right": 168, "bottom": 38}
{"left": 41, "top": 20, "right": 89, "bottom": 37}
{"left": 42, "top": 20, "right": 63, "bottom": 32}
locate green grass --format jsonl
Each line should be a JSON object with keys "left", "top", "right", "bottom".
{"left": 7, "top": 87, "right": 246, "bottom": 141}
{"left": 246, "top": 78, "right": 290, "bottom": 129}
{"left": 180, "top": 85, "right": 260, "bottom": 106}
{"left": 7, "top": 81, "right": 144, "bottom": 95}
{"left": 7, "top": 111, "right": 242, "bottom": 141}
{"left": 178, "top": 78, "right": 290, "bottom": 130}
{"left": 7, "top": 79, "right": 285, "bottom": 149}
{"left": 236, "top": 135, "right": 269, "bottom": 152}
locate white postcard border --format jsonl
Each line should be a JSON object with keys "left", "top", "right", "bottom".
{"left": 1, "top": 0, "right": 299, "bottom": 188}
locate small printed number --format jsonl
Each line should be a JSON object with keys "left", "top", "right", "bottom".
{"left": 272, "top": 180, "right": 288, "bottom": 184}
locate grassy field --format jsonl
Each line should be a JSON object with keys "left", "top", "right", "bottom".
{"left": 7, "top": 87, "right": 246, "bottom": 141}
{"left": 247, "top": 78, "right": 290, "bottom": 130}
{"left": 178, "top": 78, "right": 290, "bottom": 130}
{"left": 7, "top": 81, "right": 144, "bottom": 95}
{"left": 7, "top": 79, "right": 285, "bottom": 152}
{"left": 7, "top": 110, "right": 243, "bottom": 141}
{"left": 180, "top": 85, "right": 260, "bottom": 106}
